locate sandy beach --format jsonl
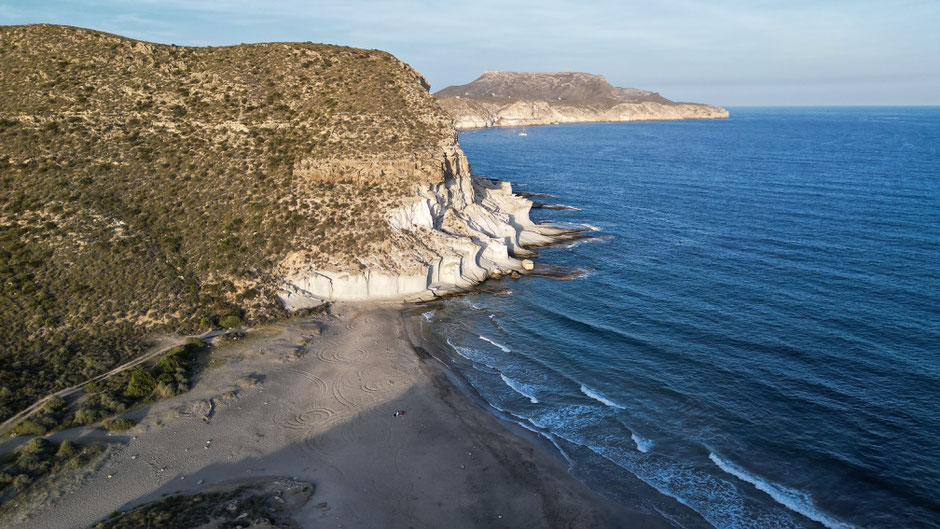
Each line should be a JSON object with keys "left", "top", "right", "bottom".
{"left": 2, "top": 304, "right": 670, "bottom": 529}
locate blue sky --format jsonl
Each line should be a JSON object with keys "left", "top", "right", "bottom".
{"left": 2, "top": 1, "right": 938, "bottom": 105}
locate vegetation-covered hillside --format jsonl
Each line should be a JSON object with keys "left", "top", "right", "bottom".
{"left": 0, "top": 24, "right": 455, "bottom": 421}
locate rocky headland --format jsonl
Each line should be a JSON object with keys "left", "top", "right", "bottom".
{"left": 436, "top": 71, "right": 728, "bottom": 129}
{"left": 0, "top": 25, "right": 579, "bottom": 424}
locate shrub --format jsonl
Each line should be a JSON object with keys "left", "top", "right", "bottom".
{"left": 153, "top": 382, "right": 177, "bottom": 400}
{"left": 157, "top": 347, "right": 188, "bottom": 372}
{"left": 218, "top": 314, "right": 242, "bottom": 329}
{"left": 73, "top": 406, "right": 101, "bottom": 425}
{"left": 20, "top": 437, "right": 53, "bottom": 456}
{"left": 103, "top": 418, "right": 136, "bottom": 431}
{"left": 12, "top": 419, "right": 47, "bottom": 436}
{"left": 125, "top": 369, "right": 156, "bottom": 398}
{"left": 15, "top": 453, "right": 50, "bottom": 474}
{"left": 56, "top": 439, "right": 79, "bottom": 458}
{"left": 12, "top": 474, "right": 31, "bottom": 491}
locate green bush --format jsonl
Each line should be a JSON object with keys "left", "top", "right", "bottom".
{"left": 157, "top": 347, "right": 188, "bottom": 372}
{"left": 103, "top": 418, "right": 136, "bottom": 431}
{"left": 73, "top": 407, "right": 101, "bottom": 425}
{"left": 0, "top": 438, "right": 104, "bottom": 499}
{"left": 56, "top": 439, "right": 79, "bottom": 458}
{"left": 125, "top": 369, "right": 156, "bottom": 398}
{"left": 218, "top": 314, "right": 242, "bottom": 329}
{"left": 12, "top": 419, "right": 47, "bottom": 436}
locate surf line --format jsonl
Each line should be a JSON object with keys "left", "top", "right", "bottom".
{"left": 479, "top": 335, "right": 511, "bottom": 352}
{"left": 580, "top": 384, "right": 625, "bottom": 409}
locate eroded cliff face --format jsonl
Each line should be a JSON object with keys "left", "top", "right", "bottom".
{"left": 277, "top": 144, "right": 570, "bottom": 306}
{"left": 436, "top": 71, "right": 728, "bottom": 130}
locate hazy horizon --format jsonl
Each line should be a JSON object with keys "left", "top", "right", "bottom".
{"left": 2, "top": 0, "right": 938, "bottom": 106}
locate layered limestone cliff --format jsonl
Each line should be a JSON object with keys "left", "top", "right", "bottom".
{"left": 436, "top": 71, "right": 728, "bottom": 129}
{"left": 277, "top": 145, "right": 574, "bottom": 307}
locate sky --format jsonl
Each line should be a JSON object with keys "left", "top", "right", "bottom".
{"left": 2, "top": 1, "right": 939, "bottom": 106}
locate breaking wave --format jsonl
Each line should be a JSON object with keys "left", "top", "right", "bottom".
{"left": 709, "top": 453, "right": 856, "bottom": 529}
{"left": 501, "top": 373, "right": 539, "bottom": 403}
{"left": 479, "top": 335, "right": 511, "bottom": 352}
{"left": 631, "top": 433, "right": 654, "bottom": 453}
{"left": 580, "top": 384, "right": 625, "bottom": 409}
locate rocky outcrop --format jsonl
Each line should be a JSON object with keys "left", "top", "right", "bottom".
{"left": 436, "top": 71, "right": 728, "bottom": 130}
{"left": 277, "top": 146, "right": 576, "bottom": 307}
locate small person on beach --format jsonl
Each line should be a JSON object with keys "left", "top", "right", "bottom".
{"left": 393, "top": 410, "right": 406, "bottom": 417}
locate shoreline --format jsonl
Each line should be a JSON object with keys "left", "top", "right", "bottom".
{"left": 4, "top": 304, "right": 672, "bottom": 529}
{"left": 451, "top": 114, "right": 729, "bottom": 132}
{"left": 400, "top": 306, "right": 677, "bottom": 529}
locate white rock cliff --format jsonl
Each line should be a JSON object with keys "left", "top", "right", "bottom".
{"left": 277, "top": 148, "right": 574, "bottom": 308}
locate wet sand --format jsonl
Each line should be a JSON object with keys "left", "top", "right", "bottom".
{"left": 7, "top": 305, "right": 671, "bottom": 528}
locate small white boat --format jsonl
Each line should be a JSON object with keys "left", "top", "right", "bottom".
{"left": 518, "top": 126, "right": 528, "bottom": 136}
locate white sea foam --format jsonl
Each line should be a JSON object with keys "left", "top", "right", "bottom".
{"left": 457, "top": 298, "right": 483, "bottom": 310}
{"left": 709, "top": 453, "right": 856, "bottom": 529}
{"left": 631, "top": 433, "right": 654, "bottom": 453}
{"left": 541, "top": 203, "right": 582, "bottom": 211}
{"left": 501, "top": 373, "right": 539, "bottom": 403}
{"left": 524, "top": 405, "right": 810, "bottom": 529}
{"left": 580, "top": 384, "right": 625, "bottom": 409}
{"left": 445, "top": 338, "right": 498, "bottom": 370}
{"left": 479, "top": 335, "right": 511, "bottom": 352}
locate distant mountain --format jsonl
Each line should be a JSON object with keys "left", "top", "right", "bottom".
{"left": 435, "top": 71, "right": 728, "bottom": 129}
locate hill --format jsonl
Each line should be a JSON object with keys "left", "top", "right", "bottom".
{"left": 435, "top": 71, "right": 728, "bottom": 129}
{"left": 0, "top": 25, "right": 559, "bottom": 421}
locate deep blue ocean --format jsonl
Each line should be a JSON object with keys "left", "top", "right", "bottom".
{"left": 416, "top": 108, "right": 940, "bottom": 529}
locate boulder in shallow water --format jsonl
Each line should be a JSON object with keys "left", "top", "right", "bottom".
{"left": 521, "top": 259, "right": 535, "bottom": 271}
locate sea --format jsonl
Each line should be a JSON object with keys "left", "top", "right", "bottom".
{"left": 412, "top": 108, "right": 940, "bottom": 529}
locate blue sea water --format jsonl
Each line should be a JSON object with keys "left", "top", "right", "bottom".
{"left": 416, "top": 108, "right": 940, "bottom": 528}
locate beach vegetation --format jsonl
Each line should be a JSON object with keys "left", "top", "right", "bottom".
{"left": 7, "top": 340, "right": 206, "bottom": 434}
{"left": 92, "top": 481, "right": 312, "bottom": 529}
{"left": 218, "top": 314, "right": 242, "bottom": 329}
{"left": 102, "top": 418, "right": 136, "bottom": 431}
{"left": 0, "top": 437, "right": 103, "bottom": 507}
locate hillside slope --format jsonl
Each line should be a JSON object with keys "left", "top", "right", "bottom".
{"left": 0, "top": 25, "right": 561, "bottom": 421}
{"left": 436, "top": 71, "right": 728, "bottom": 129}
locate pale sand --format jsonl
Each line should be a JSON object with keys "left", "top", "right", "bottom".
{"left": 9, "top": 305, "right": 670, "bottom": 528}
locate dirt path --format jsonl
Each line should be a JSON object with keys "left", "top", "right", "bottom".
{"left": 0, "top": 330, "right": 231, "bottom": 437}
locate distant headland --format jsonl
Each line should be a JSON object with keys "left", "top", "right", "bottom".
{"left": 435, "top": 71, "right": 728, "bottom": 129}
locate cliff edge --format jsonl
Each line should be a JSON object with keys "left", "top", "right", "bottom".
{"left": 435, "top": 71, "right": 728, "bottom": 129}
{"left": 0, "top": 25, "right": 575, "bottom": 420}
